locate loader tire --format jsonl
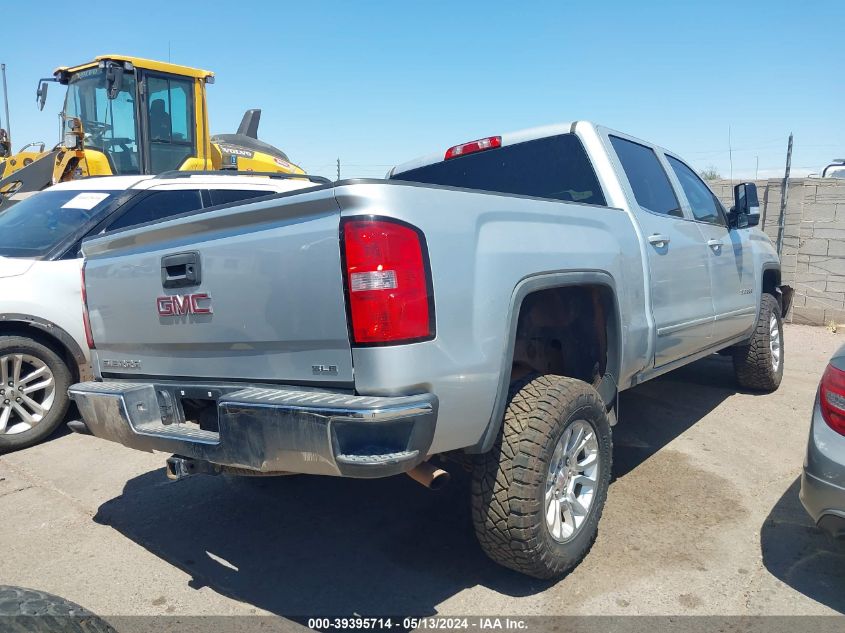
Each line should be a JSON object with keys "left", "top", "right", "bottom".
{"left": 471, "top": 374, "right": 612, "bottom": 579}
{"left": 733, "top": 293, "right": 783, "bottom": 392}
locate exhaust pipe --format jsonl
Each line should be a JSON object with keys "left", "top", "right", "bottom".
{"left": 406, "top": 461, "right": 450, "bottom": 490}
{"left": 66, "top": 419, "right": 91, "bottom": 435}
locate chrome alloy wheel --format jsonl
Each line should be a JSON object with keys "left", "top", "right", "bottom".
{"left": 0, "top": 354, "right": 55, "bottom": 435}
{"left": 545, "top": 419, "right": 600, "bottom": 542}
{"left": 769, "top": 313, "right": 782, "bottom": 372}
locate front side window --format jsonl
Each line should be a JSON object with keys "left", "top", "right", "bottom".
{"left": 146, "top": 75, "right": 195, "bottom": 172}
{"left": 64, "top": 68, "right": 140, "bottom": 175}
{"left": 610, "top": 136, "right": 681, "bottom": 217}
{"left": 106, "top": 189, "right": 202, "bottom": 232}
{"left": 392, "top": 134, "right": 606, "bottom": 206}
{"left": 0, "top": 189, "right": 115, "bottom": 257}
{"left": 666, "top": 155, "right": 724, "bottom": 225}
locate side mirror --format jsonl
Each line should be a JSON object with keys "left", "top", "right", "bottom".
{"left": 729, "top": 182, "right": 760, "bottom": 229}
{"left": 36, "top": 80, "right": 49, "bottom": 111}
{"left": 105, "top": 65, "right": 124, "bottom": 100}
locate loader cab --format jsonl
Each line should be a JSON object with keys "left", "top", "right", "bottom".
{"left": 55, "top": 56, "right": 213, "bottom": 176}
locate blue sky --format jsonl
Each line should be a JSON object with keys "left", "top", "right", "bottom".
{"left": 4, "top": 0, "right": 843, "bottom": 180}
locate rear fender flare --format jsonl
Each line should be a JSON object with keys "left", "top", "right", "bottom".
{"left": 466, "top": 271, "right": 622, "bottom": 454}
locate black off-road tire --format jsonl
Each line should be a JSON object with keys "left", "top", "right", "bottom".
{"left": 733, "top": 293, "right": 783, "bottom": 392}
{"left": 0, "top": 585, "right": 117, "bottom": 632}
{"left": 0, "top": 336, "right": 73, "bottom": 454}
{"left": 471, "top": 374, "right": 612, "bottom": 579}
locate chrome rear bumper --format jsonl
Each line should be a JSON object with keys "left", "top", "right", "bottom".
{"left": 69, "top": 381, "right": 437, "bottom": 478}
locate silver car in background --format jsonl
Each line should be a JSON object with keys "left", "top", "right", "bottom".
{"left": 801, "top": 343, "right": 845, "bottom": 541}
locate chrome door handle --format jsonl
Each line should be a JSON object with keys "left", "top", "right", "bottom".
{"left": 707, "top": 239, "right": 722, "bottom": 251}
{"left": 648, "top": 234, "right": 670, "bottom": 248}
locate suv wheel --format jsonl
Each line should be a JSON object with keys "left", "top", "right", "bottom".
{"left": 0, "top": 336, "right": 72, "bottom": 453}
{"left": 471, "top": 374, "right": 612, "bottom": 579}
{"left": 733, "top": 293, "right": 784, "bottom": 392}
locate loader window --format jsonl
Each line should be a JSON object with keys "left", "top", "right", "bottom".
{"left": 146, "top": 75, "right": 195, "bottom": 173}
{"left": 64, "top": 68, "right": 140, "bottom": 175}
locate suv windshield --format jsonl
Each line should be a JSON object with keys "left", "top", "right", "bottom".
{"left": 64, "top": 68, "right": 140, "bottom": 175}
{"left": 0, "top": 190, "right": 115, "bottom": 258}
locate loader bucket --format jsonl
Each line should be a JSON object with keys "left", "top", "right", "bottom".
{"left": 0, "top": 150, "right": 60, "bottom": 210}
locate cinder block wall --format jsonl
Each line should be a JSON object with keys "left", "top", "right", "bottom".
{"left": 710, "top": 178, "right": 845, "bottom": 325}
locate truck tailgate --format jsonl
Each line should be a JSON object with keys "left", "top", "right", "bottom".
{"left": 81, "top": 187, "right": 353, "bottom": 385}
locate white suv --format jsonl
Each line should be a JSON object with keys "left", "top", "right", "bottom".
{"left": 0, "top": 171, "right": 326, "bottom": 451}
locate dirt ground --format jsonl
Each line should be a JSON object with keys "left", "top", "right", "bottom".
{"left": 1, "top": 324, "right": 844, "bottom": 621}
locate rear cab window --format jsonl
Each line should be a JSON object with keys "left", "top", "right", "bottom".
{"left": 391, "top": 133, "right": 607, "bottom": 206}
{"left": 609, "top": 136, "right": 682, "bottom": 218}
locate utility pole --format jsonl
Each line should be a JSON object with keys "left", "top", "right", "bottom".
{"left": 336, "top": 158, "right": 340, "bottom": 181}
{"left": 755, "top": 155, "right": 759, "bottom": 181}
{"left": 728, "top": 125, "right": 733, "bottom": 182}
{"left": 1, "top": 64, "right": 10, "bottom": 142}
{"left": 775, "top": 133, "right": 793, "bottom": 257}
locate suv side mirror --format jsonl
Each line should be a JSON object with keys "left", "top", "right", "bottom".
{"left": 729, "top": 182, "right": 760, "bottom": 229}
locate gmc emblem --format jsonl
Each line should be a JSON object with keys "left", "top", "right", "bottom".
{"left": 157, "top": 293, "right": 213, "bottom": 316}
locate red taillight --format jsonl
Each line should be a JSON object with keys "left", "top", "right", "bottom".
{"left": 820, "top": 363, "right": 845, "bottom": 435}
{"left": 81, "top": 265, "right": 95, "bottom": 349}
{"left": 342, "top": 217, "right": 434, "bottom": 345}
{"left": 444, "top": 135, "right": 501, "bottom": 160}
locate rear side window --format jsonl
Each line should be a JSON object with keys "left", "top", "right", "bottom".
{"left": 106, "top": 189, "right": 203, "bottom": 231}
{"left": 665, "top": 155, "right": 724, "bottom": 225}
{"left": 392, "top": 134, "right": 606, "bottom": 206}
{"left": 209, "top": 189, "right": 275, "bottom": 206}
{"left": 610, "top": 136, "right": 682, "bottom": 217}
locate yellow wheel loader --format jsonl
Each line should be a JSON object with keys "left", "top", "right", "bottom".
{"left": 0, "top": 55, "right": 305, "bottom": 208}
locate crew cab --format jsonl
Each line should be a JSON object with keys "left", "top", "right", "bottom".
{"left": 0, "top": 171, "right": 325, "bottom": 452}
{"left": 69, "top": 122, "right": 791, "bottom": 578}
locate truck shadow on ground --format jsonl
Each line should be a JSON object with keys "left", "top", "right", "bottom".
{"left": 93, "top": 354, "right": 745, "bottom": 617}
{"left": 760, "top": 477, "right": 845, "bottom": 614}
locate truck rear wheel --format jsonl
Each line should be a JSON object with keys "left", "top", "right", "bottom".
{"left": 0, "top": 336, "right": 72, "bottom": 454}
{"left": 733, "top": 293, "right": 783, "bottom": 392}
{"left": 0, "top": 585, "right": 117, "bottom": 632}
{"left": 471, "top": 374, "right": 612, "bottom": 579}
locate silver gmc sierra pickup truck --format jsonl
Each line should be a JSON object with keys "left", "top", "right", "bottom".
{"left": 69, "top": 121, "right": 792, "bottom": 579}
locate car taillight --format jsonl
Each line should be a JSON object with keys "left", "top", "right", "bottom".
{"left": 820, "top": 363, "right": 845, "bottom": 435}
{"left": 81, "top": 265, "right": 95, "bottom": 349}
{"left": 444, "top": 135, "right": 501, "bottom": 160}
{"left": 341, "top": 217, "right": 434, "bottom": 345}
